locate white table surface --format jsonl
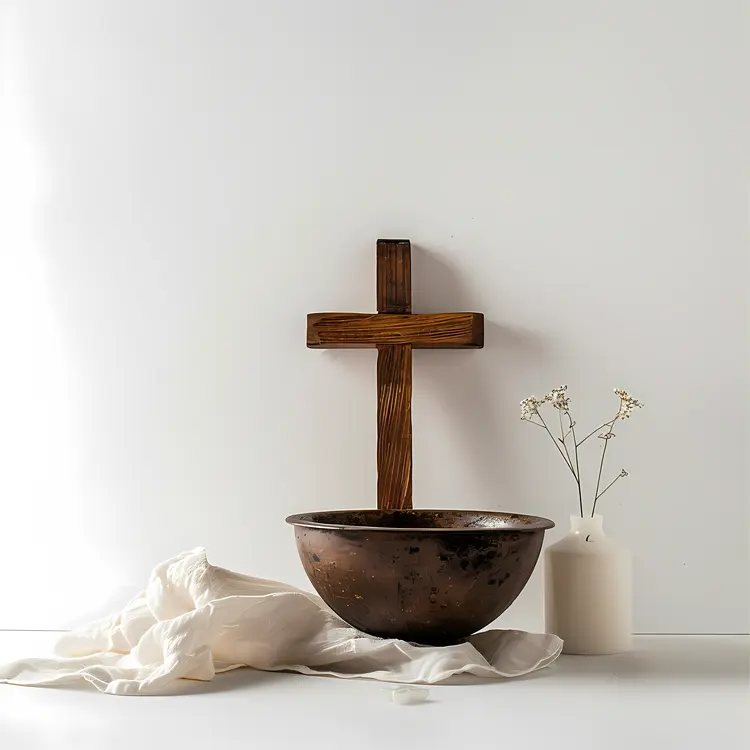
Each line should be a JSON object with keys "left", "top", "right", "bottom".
{"left": 0, "top": 632, "right": 747, "bottom": 750}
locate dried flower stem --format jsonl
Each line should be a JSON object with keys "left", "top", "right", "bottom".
{"left": 535, "top": 411, "right": 576, "bottom": 478}
{"left": 576, "top": 421, "right": 612, "bottom": 448}
{"left": 558, "top": 410, "right": 584, "bottom": 517}
{"left": 558, "top": 410, "right": 574, "bottom": 468}
{"left": 520, "top": 387, "right": 641, "bottom": 517}
{"left": 593, "top": 418, "right": 617, "bottom": 514}
{"left": 592, "top": 471, "right": 627, "bottom": 515}
{"left": 568, "top": 415, "right": 584, "bottom": 518}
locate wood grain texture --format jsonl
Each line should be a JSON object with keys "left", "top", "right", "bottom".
{"left": 307, "top": 312, "right": 484, "bottom": 349}
{"left": 377, "top": 344, "right": 412, "bottom": 510}
{"left": 377, "top": 239, "right": 411, "bottom": 314}
{"left": 377, "top": 240, "right": 412, "bottom": 510}
{"left": 307, "top": 238, "right": 484, "bottom": 512}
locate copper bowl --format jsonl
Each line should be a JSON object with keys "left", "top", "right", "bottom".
{"left": 286, "top": 509, "right": 554, "bottom": 646}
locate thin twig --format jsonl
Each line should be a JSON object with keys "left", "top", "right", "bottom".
{"left": 558, "top": 409, "right": 574, "bottom": 468}
{"left": 524, "top": 418, "right": 547, "bottom": 429}
{"left": 592, "top": 418, "right": 617, "bottom": 516}
{"left": 535, "top": 411, "right": 576, "bottom": 477}
{"left": 568, "top": 413, "right": 584, "bottom": 517}
{"left": 591, "top": 473, "right": 626, "bottom": 514}
{"left": 576, "top": 421, "right": 613, "bottom": 448}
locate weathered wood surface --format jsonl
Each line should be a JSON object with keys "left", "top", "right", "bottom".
{"left": 377, "top": 344, "right": 412, "bottom": 510}
{"left": 306, "top": 312, "right": 484, "bottom": 349}
{"left": 307, "top": 239, "right": 483, "bottom": 510}
{"left": 377, "top": 239, "right": 412, "bottom": 314}
{"left": 376, "top": 240, "right": 413, "bottom": 509}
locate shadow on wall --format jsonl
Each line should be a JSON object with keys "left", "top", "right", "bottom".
{"left": 410, "top": 245, "right": 551, "bottom": 511}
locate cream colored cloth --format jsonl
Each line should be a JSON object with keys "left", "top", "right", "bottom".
{"left": 0, "top": 548, "right": 562, "bottom": 695}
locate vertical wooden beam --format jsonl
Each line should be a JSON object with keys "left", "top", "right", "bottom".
{"left": 377, "top": 240, "right": 411, "bottom": 314}
{"left": 377, "top": 344, "right": 413, "bottom": 510}
{"left": 376, "top": 239, "right": 413, "bottom": 510}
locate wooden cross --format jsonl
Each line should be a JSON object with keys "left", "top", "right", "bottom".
{"left": 307, "top": 240, "right": 484, "bottom": 511}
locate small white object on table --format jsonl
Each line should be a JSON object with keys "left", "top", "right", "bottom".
{"left": 0, "top": 633, "right": 746, "bottom": 750}
{"left": 389, "top": 686, "right": 430, "bottom": 704}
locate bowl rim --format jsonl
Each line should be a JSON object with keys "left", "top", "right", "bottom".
{"left": 285, "top": 508, "right": 555, "bottom": 533}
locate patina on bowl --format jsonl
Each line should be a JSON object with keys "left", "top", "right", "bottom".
{"left": 286, "top": 509, "right": 554, "bottom": 646}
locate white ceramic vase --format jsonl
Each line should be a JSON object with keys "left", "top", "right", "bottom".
{"left": 544, "top": 514, "right": 632, "bottom": 655}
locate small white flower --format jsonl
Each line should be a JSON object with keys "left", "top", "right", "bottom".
{"left": 520, "top": 396, "right": 542, "bottom": 420}
{"left": 614, "top": 389, "right": 643, "bottom": 419}
{"left": 619, "top": 469, "right": 629, "bottom": 478}
{"left": 546, "top": 385, "right": 571, "bottom": 412}
{"left": 598, "top": 432, "right": 616, "bottom": 440}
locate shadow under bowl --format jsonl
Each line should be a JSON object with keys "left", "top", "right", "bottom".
{"left": 286, "top": 509, "right": 554, "bottom": 646}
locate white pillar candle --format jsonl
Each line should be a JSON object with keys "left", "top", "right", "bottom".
{"left": 544, "top": 514, "right": 632, "bottom": 655}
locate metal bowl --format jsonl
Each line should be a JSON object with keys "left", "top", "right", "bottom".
{"left": 286, "top": 509, "right": 554, "bottom": 646}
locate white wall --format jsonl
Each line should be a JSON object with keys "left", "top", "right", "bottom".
{"left": 1, "top": 0, "right": 746, "bottom": 633}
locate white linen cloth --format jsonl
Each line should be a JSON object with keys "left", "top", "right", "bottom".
{"left": 0, "top": 548, "right": 562, "bottom": 695}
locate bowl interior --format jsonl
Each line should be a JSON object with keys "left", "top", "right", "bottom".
{"left": 286, "top": 508, "right": 554, "bottom": 532}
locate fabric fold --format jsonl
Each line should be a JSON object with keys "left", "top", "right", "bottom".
{"left": 0, "top": 548, "right": 561, "bottom": 695}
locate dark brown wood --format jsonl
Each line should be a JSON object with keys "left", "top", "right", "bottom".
{"left": 307, "top": 312, "right": 484, "bottom": 349}
{"left": 306, "top": 239, "right": 484, "bottom": 511}
{"left": 377, "top": 239, "right": 411, "bottom": 313}
{"left": 376, "top": 241, "right": 412, "bottom": 509}
{"left": 377, "top": 345, "right": 412, "bottom": 511}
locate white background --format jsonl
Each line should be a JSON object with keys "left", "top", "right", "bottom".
{"left": 0, "top": 0, "right": 746, "bottom": 633}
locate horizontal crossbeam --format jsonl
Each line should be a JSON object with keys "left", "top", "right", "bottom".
{"left": 307, "top": 312, "right": 484, "bottom": 349}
